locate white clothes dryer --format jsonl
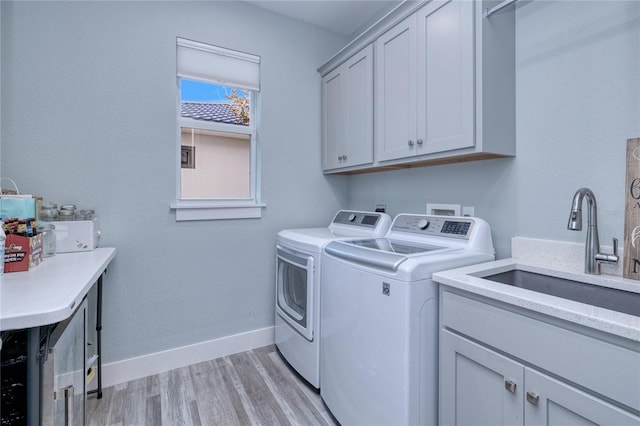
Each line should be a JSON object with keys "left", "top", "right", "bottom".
{"left": 320, "top": 214, "right": 495, "bottom": 425}
{"left": 275, "top": 210, "right": 391, "bottom": 389}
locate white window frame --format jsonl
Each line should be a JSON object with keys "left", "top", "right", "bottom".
{"left": 170, "top": 38, "right": 264, "bottom": 221}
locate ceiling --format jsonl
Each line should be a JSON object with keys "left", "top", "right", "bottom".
{"left": 245, "top": 1, "right": 401, "bottom": 37}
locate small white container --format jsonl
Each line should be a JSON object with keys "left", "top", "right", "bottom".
{"left": 51, "top": 218, "right": 100, "bottom": 253}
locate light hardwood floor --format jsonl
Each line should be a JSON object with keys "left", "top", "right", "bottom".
{"left": 87, "top": 345, "right": 337, "bottom": 426}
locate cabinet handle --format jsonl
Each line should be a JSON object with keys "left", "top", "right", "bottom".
{"left": 504, "top": 379, "right": 517, "bottom": 393}
{"left": 417, "top": 139, "right": 424, "bottom": 145}
{"left": 408, "top": 140, "right": 414, "bottom": 146}
{"left": 526, "top": 391, "right": 539, "bottom": 406}
{"left": 338, "top": 155, "right": 347, "bottom": 161}
{"left": 343, "top": 155, "right": 347, "bottom": 160}
{"left": 54, "top": 385, "right": 74, "bottom": 425}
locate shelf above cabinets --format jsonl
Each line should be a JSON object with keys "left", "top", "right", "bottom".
{"left": 319, "top": 0, "right": 516, "bottom": 175}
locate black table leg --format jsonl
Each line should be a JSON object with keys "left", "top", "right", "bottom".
{"left": 87, "top": 273, "right": 103, "bottom": 399}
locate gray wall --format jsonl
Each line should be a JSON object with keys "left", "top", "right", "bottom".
{"left": 349, "top": 0, "right": 640, "bottom": 259}
{"left": 1, "top": 1, "right": 348, "bottom": 362}
{"left": 2, "top": 0, "right": 638, "bottom": 366}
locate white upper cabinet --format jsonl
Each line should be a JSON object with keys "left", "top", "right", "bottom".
{"left": 318, "top": 0, "right": 516, "bottom": 174}
{"left": 322, "top": 67, "right": 345, "bottom": 170}
{"left": 375, "top": 14, "right": 417, "bottom": 162}
{"left": 377, "top": 0, "right": 474, "bottom": 162}
{"left": 416, "top": 0, "right": 474, "bottom": 155}
{"left": 322, "top": 44, "right": 374, "bottom": 171}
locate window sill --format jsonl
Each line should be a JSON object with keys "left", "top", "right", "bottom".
{"left": 170, "top": 201, "right": 265, "bottom": 221}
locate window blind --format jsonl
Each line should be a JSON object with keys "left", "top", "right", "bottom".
{"left": 177, "top": 37, "right": 260, "bottom": 91}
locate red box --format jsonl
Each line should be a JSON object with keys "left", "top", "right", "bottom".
{"left": 4, "top": 233, "right": 43, "bottom": 272}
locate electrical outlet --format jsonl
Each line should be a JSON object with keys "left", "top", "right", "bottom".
{"left": 462, "top": 206, "right": 475, "bottom": 217}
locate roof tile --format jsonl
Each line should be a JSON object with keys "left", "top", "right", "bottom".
{"left": 181, "top": 101, "right": 248, "bottom": 126}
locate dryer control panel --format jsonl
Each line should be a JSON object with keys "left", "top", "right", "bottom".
{"left": 332, "top": 210, "right": 386, "bottom": 228}
{"left": 391, "top": 215, "right": 475, "bottom": 239}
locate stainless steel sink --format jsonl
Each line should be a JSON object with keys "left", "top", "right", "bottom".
{"left": 484, "top": 269, "right": 640, "bottom": 317}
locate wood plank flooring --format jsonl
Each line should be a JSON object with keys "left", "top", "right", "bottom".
{"left": 87, "top": 345, "right": 337, "bottom": 426}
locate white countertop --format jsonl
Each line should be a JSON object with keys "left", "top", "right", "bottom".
{"left": 0, "top": 247, "right": 116, "bottom": 331}
{"left": 433, "top": 238, "right": 640, "bottom": 342}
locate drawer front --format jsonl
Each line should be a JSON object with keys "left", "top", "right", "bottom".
{"left": 441, "top": 289, "right": 640, "bottom": 412}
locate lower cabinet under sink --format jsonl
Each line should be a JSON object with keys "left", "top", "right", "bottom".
{"left": 439, "top": 288, "right": 640, "bottom": 425}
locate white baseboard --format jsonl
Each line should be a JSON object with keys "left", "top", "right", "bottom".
{"left": 99, "top": 326, "right": 274, "bottom": 388}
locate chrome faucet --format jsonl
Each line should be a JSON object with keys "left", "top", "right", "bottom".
{"left": 567, "top": 188, "right": 619, "bottom": 274}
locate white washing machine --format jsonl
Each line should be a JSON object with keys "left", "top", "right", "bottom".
{"left": 275, "top": 210, "right": 392, "bottom": 389}
{"left": 320, "top": 214, "right": 495, "bottom": 425}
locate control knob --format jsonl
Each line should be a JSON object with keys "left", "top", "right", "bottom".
{"left": 418, "top": 219, "right": 430, "bottom": 230}
{"left": 348, "top": 213, "right": 357, "bottom": 222}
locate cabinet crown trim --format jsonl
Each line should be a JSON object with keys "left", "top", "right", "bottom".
{"left": 317, "top": 0, "right": 428, "bottom": 77}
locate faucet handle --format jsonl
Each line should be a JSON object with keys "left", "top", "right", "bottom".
{"left": 596, "top": 238, "right": 619, "bottom": 266}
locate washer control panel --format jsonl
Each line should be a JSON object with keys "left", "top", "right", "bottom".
{"left": 391, "top": 215, "right": 475, "bottom": 239}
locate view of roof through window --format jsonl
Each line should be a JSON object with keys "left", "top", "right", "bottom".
{"left": 180, "top": 78, "right": 250, "bottom": 126}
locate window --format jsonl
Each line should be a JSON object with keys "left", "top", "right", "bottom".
{"left": 171, "top": 38, "right": 263, "bottom": 221}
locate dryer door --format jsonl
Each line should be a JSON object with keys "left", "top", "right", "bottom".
{"left": 276, "top": 245, "right": 314, "bottom": 341}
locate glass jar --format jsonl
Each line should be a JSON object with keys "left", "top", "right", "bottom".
{"left": 57, "top": 210, "right": 75, "bottom": 221}
{"left": 58, "top": 204, "right": 76, "bottom": 221}
{"left": 75, "top": 209, "right": 95, "bottom": 220}
{"left": 39, "top": 202, "right": 58, "bottom": 222}
{"left": 59, "top": 204, "right": 76, "bottom": 212}
{"left": 37, "top": 223, "right": 56, "bottom": 257}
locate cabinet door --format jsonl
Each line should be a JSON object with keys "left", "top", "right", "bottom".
{"left": 375, "top": 14, "right": 417, "bottom": 162}
{"left": 41, "top": 300, "right": 87, "bottom": 426}
{"left": 416, "top": 0, "right": 474, "bottom": 154}
{"left": 322, "top": 66, "right": 346, "bottom": 170}
{"left": 524, "top": 368, "right": 640, "bottom": 426}
{"left": 343, "top": 44, "right": 374, "bottom": 168}
{"left": 440, "top": 330, "right": 524, "bottom": 426}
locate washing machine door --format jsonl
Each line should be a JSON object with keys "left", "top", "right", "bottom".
{"left": 276, "top": 245, "right": 315, "bottom": 341}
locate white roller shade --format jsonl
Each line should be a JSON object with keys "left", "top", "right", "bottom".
{"left": 177, "top": 37, "right": 260, "bottom": 91}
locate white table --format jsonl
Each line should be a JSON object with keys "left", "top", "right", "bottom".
{"left": 0, "top": 247, "right": 116, "bottom": 424}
